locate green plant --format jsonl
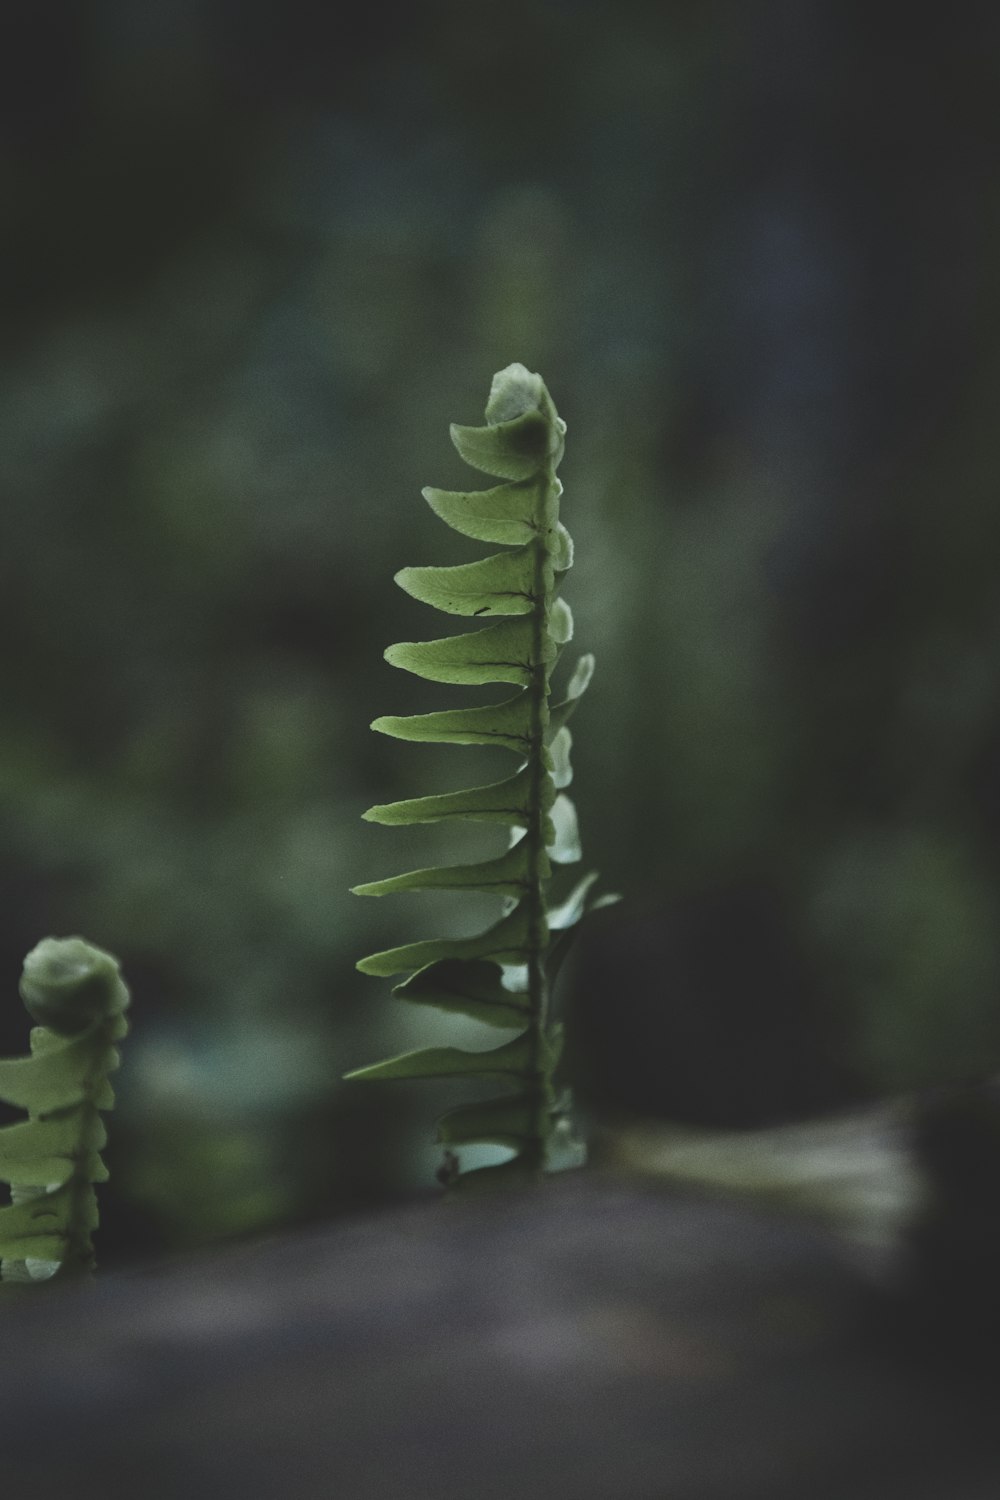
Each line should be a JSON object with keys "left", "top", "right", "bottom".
{"left": 0, "top": 937, "right": 129, "bottom": 1282}
{"left": 347, "top": 363, "right": 615, "bottom": 1188}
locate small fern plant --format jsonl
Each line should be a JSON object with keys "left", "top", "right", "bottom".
{"left": 0, "top": 937, "right": 129, "bottom": 1282}
{"left": 347, "top": 363, "right": 615, "bottom": 1190}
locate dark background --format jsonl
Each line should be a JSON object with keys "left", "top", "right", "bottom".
{"left": 3, "top": 0, "right": 1000, "bottom": 1262}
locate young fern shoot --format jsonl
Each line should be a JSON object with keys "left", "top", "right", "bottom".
{"left": 348, "top": 364, "right": 613, "bottom": 1189}
{"left": 0, "top": 938, "right": 129, "bottom": 1282}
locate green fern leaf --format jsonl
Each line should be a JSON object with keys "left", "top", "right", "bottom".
{"left": 362, "top": 762, "right": 551, "bottom": 830}
{"left": 0, "top": 937, "right": 129, "bottom": 1282}
{"left": 385, "top": 618, "right": 546, "bottom": 686}
{"left": 344, "top": 1030, "right": 540, "bottom": 1084}
{"left": 395, "top": 546, "right": 545, "bottom": 618}
{"left": 352, "top": 839, "right": 544, "bottom": 899}
{"left": 421, "top": 478, "right": 546, "bottom": 545}
{"left": 372, "top": 691, "right": 532, "bottom": 752}
{"left": 547, "top": 793, "right": 582, "bottom": 863}
{"left": 436, "top": 1093, "right": 539, "bottom": 1149}
{"left": 348, "top": 364, "right": 613, "bottom": 1187}
{"left": 392, "top": 960, "right": 530, "bottom": 1029}
{"left": 449, "top": 414, "right": 556, "bottom": 479}
{"left": 357, "top": 903, "right": 537, "bottom": 979}
{"left": 548, "top": 653, "right": 595, "bottom": 737}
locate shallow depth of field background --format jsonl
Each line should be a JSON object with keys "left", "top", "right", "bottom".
{"left": 3, "top": 2, "right": 1000, "bottom": 1262}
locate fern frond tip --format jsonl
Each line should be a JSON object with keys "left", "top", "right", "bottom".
{"left": 20, "top": 936, "right": 128, "bottom": 1037}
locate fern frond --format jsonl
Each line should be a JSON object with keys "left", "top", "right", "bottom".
{"left": 0, "top": 937, "right": 129, "bottom": 1282}
{"left": 350, "top": 364, "right": 617, "bottom": 1186}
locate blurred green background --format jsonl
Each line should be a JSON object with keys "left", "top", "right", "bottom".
{"left": 3, "top": 1, "right": 1000, "bottom": 1262}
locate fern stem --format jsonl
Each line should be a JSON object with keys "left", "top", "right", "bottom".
{"left": 522, "top": 482, "right": 556, "bottom": 1175}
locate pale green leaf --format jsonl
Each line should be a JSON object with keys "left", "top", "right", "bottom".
{"left": 548, "top": 597, "right": 573, "bottom": 645}
{"left": 436, "top": 1093, "right": 538, "bottom": 1148}
{"left": 372, "top": 690, "right": 531, "bottom": 753}
{"left": 548, "top": 871, "right": 600, "bottom": 931}
{"left": 396, "top": 546, "right": 543, "bottom": 618}
{"left": 0, "top": 1111, "right": 105, "bottom": 1187}
{"left": 564, "top": 653, "right": 595, "bottom": 699}
{"left": 393, "top": 959, "right": 529, "bottom": 1029}
{"left": 549, "top": 726, "right": 573, "bottom": 789}
{"left": 0, "top": 1182, "right": 79, "bottom": 1260}
{"left": 448, "top": 1154, "right": 539, "bottom": 1192}
{"left": 421, "top": 478, "right": 544, "bottom": 546}
{"left": 483, "top": 363, "right": 547, "bottom": 424}
{"left": 548, "top": 653, "right": 595, "bottom": 738}
{"left": 0, "top": 1027, "right": 113, "bottom": 1115}
{"left": 363, "top": 761, "right": 553, "bottom": 829}
{"left": 450, "top": 411, "right": 554, "bottom": 481}
{"left": 352, "top": 838, "right": 546, "bottom": 899}
{"left": 385, "top": 618, "right": 548, "bottom": 687}
{"left": 550, "top": 522, "right": 574, "bottom": 571}
{"left": 547, "top": 793, "right": 581, "bottom": 864}
{"left": 357, "top": 902, "right": 539, "bottom": 978}
{"left": 0, "top": 1232, "right": 67, "bottom": 1262}
{"left": 345, "top": 1030, "right": 538, "bottom": 1084}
